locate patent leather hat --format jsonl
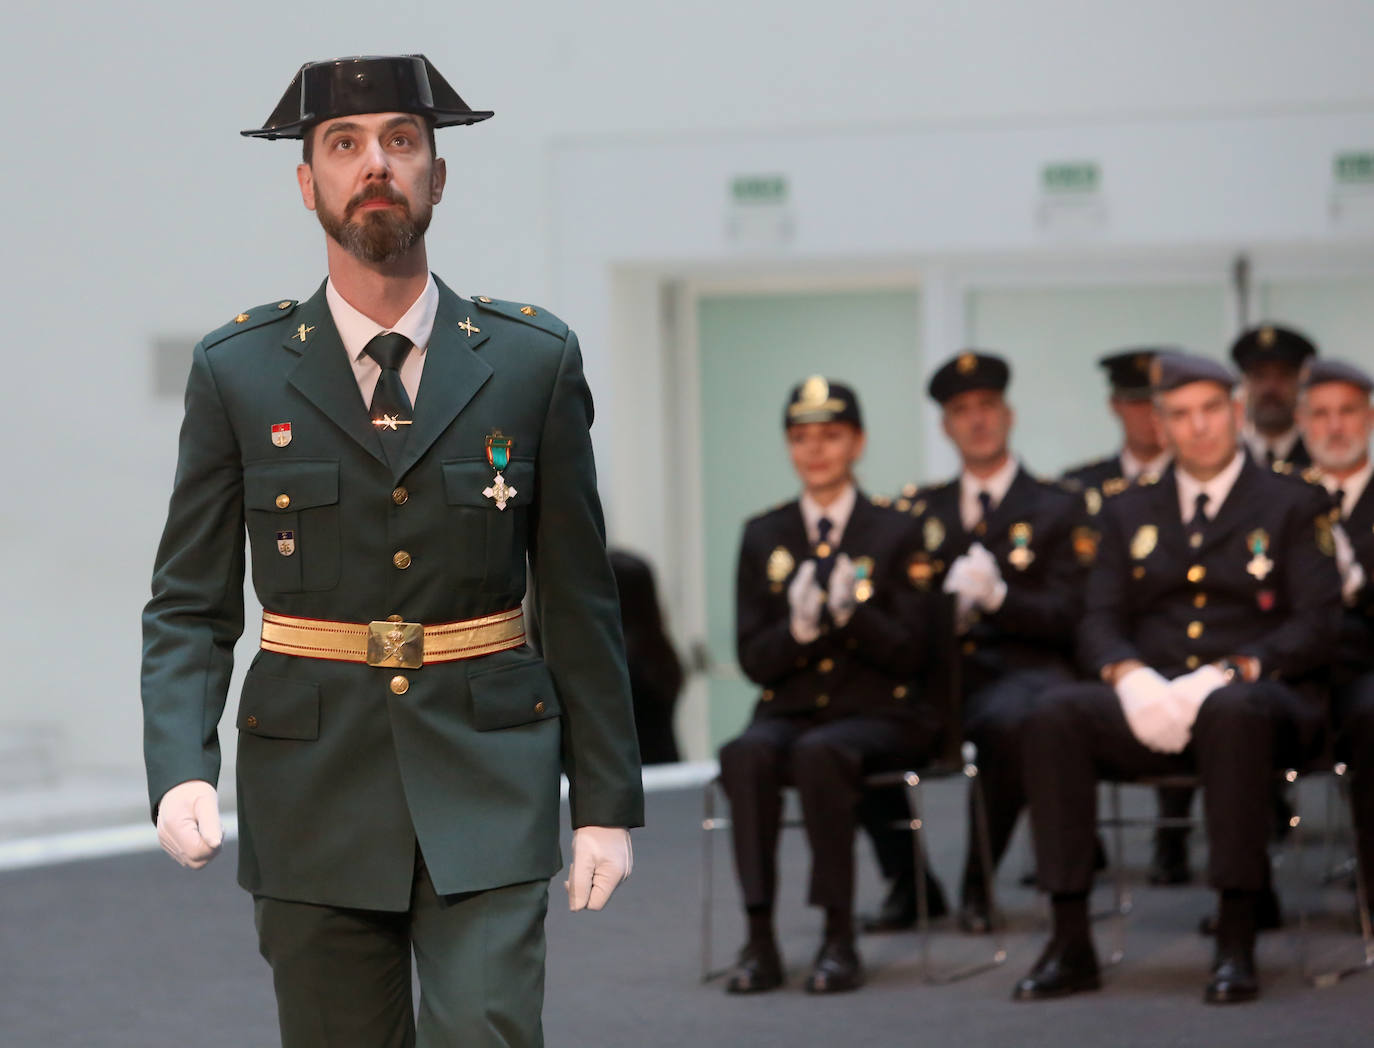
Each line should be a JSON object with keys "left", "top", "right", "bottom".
{"left": 242, "top": 54, "right": 493, "bottom": 140}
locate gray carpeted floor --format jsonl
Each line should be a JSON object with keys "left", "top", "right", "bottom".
{"left": 2, "top": 780, "right": 1372, "bottom": 1047}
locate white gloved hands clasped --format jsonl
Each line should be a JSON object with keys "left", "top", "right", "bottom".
{"left": 943, "top": 543, "right": 1008, "bottom": 613}
{"left": 1115, "top": 667, "right": 1192, "bottom": 754}
{"left": 826, "top": 554, "right": 858, "bottom": 628}
{"left": 788, "top": 560, "right": 826, "bottom": 643}
{"left": 156, "top": 779, "right": 224, "bottom": 869}
{"left": 566, "top": 826, "right": 633, "bottom": 912}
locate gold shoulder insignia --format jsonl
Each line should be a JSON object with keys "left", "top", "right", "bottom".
{"left": 1136, "top": 472, "right": 1160, "bottom": 487}
{"left": 910, "top": 499, "right": 927, "bottom": 518}
{"left": 1102, "top": 477, "right": 1128, "bottom": 497}
{"left": 901, "top": 482, "right": 919, "bottom": 498}
{"left": 871, "top": 494, "right": 892, "bottom": 508}
{"left": 1272, "top": 459, "right": 1294, "bottom": 475}
{"left": 1084, "top": 488, "right": 1103, "bottom": 516}
{"left": 1301, "top": 466, "right": 1323, "bottom": 485}
{"left": 895, "top": 498, "right": 911, "bottom": 512}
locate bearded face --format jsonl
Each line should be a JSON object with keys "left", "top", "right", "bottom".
{"left": 313, "top": 179, "right": 434, "bottom": 265}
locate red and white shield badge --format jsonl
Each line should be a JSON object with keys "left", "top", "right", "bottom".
{"left": 271, "top": 422, "right": 292, "bottom": 448}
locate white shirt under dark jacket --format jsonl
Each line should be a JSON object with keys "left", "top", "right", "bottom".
{"left": 958, "top": 456, "right": 1020, "bottom": 532}
{"left": 326, "top": 273, "right": 440, "bottom": 407}
{"left": 1175, "top": 450, "right": 1246, "bottom": 525}
{"left": 800, "top": 484, "right": 857, "bottom": 548}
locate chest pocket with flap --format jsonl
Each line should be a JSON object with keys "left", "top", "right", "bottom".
{"left": 244, "top": 459, "right": 341, "bottom": 594}
{"left": 441, "top": 458, "right": 535, "bottom": 592}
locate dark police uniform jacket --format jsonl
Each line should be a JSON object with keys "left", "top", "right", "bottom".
{"left": 734, "top": 495, "right": 937, "bottom": 734}
{"left": 1332, "top": 479, "right": 1374, "bottom": 675}
{"left": 896, "top": 468, "right": 1091, "bottom": 682}
{"left": 142, "top": 279, "right": 644, "bottom": 911}
{"left": 1078, "top": 458, "right": 1341, "bottom": 724}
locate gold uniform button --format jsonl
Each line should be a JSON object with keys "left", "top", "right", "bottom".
{"left": 1193, "top": 593, "right": 1207, "bottom": 608}
{"left": 1185, "top": 656, "right": 1200, "bottom": 670}
{"left": 392, "top": 486, "right": 409, "bottom": 506}
{"left": 244, "top": 715, "right": 258, "bottom": 729}
{"left": 393, "top": 550, "right": 412, "bottom": 570}
{"left": 962, "top": 640, "right": 977, "bottom": 655}
{"left": 534, "top": 701, "right": 546, "bottom": 714}
{"left": 1187, "top": 621, "right": 1204, "bottom": 639}
{"left": 1132, "top": 566, "right": 1146, "bottom": 579}
{"left": 761, "top": 689, "right": 774, "bottom": 702}
{"left": 277, "top": 300, "right": 292, "bottom": 310}
{"left": 275, "top": 493, "right": 291, "bottom": 509}
{"left": 893, "top": 685, "right": 908, "bottom": 699}
{"left": 1188, "top": 565, "right": 1206, "bottom": 583}
{"left": 816, "top": 694, "right": 830, "bottom": 708}
{"left": 818, "top": 658, "right": 835, "bottom": 674}
{"left": 390, "top": 675, "right": 410, "bottom": 695}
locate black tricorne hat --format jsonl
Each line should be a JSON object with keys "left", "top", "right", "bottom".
{"left": 1099, "top": 347, "right": 1173, "bottom": 401}
{"left": 1229, "top": 324, "right": 1317, "bottom": 373}
{"left": 784, "top": 376, "right": 863, "bottom": 429}
{"left": 1149, "top": 352, "right": 1236, "bottom": 394}
{"left": 242, "top": 54, "right": 493, "bottom": 140}
{"left": 927, "top": 351, "right": 1010, "bottom": 404}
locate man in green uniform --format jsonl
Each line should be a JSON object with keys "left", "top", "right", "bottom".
{"left": 141, "top": 55, "right": 643, "bottom": 1048}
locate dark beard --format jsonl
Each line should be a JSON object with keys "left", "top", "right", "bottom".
{"left": 316, "top": 184, "right": 432, "bottom": 264}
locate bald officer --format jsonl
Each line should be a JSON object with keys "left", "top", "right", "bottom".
{"left": 1015, "top": 352, "right": 1339, "bottom": 1005}
{"left": 141, "top": 55, "right": 642, "bottom": 1047}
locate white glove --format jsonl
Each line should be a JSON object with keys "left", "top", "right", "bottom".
{"left": 788, "top": 560, "right": 826, "bottom": 643}
{"left": 1167, "top": 665, "right": 1229, "bottom": 732}
{"left": 1116, "top": 667, "right": 1190, "bottom": 754}
{"left": 566, "top": 826, "right": 633, "bottom": 912}
{"left": 943, "top": 543, "right": 1007, "bottom": 613}
{"left": 827, "top": 554, "right": 858, "bottom": 628}
{"left": 156, "top": 780, "right": 224, "bottom": 870}
{"left": 1333, "top": 522, "right": 1367, "bottom": 606}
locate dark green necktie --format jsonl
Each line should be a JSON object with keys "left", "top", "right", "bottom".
{"left": 365, "top": 332, "right": 413, "bottom": 465}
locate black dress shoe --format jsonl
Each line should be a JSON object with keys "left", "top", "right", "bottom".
{"left": 1012, "top": 938, "right": 1102, "bottom": 1001}
{"left": 804, "top": 937, "right": 864, "bottom": 994}
{"left": 1205, "top": 952, "right": 1259, "bottom": 1004}
{"left": 1148, "top": 831, "right": 1192, "bottom": 886}
{"left": 725, "top": 939, "right": 783, "bottom": 994}
{"left": 1198, "top": 888, "right": 1282, "bottom": 936}
{"left": 860, "top": 871, "right": 948, "bottom": 933}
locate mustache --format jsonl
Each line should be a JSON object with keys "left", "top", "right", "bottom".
{"left": 345, "top": 185, "right": 410, "bottom": 217}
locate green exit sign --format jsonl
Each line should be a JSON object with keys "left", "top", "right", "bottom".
{"left": 1335, "top": 152, "right": 1374, "bottom": 185}
{"left": 1042, "top": 161, "right": 1101, "bottom": 194}
{"left": 732, "top": 175, "right": 788, "bottom": 205}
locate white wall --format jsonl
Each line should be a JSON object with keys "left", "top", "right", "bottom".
{"left": 2, "top": 0, "right": 1372, "bottom": 802}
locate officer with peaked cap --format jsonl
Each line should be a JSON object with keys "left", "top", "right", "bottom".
{"left": 1231, "top": 323, "right": 1318, "bottom": 470}
{"left": 882, "top": 351, "right": 1090, "bottom": 935}
{"left": 719, "top": 377, "right": 940, "bottom": 995}
{"left": 1015, "top": 352, "right": 1339, "bottom": 1005}
{"left": 141, "top": 54, "right": 642, "bottom": 1046}
{"left": 1297, "top": 358, "right": 1374, "bottom": 909}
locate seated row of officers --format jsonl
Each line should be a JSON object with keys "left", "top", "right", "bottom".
{"left": 718, "top": 324, "right": 1374, "bottom": 1005}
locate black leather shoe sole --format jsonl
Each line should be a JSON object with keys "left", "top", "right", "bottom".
{"left": 1205, "top": 977, "right": 1259, "bottom": 1004}
{"left": 804, "top": 965, "right": 864, "bottom": 994}
{"left": 725, "top": 966, "right": 783, "bottom": 994}
{"left": 1012, "top": 969, "right": 1102, "bottom": 1001}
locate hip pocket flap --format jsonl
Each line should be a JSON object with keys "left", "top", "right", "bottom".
{"left": 237, "top": 672, "right": 321, "bottom": 740}
{"left": 468, "top": 658, "right": 561, "bottom": 730}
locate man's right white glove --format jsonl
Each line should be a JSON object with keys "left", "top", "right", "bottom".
{"left": 1167, "top": 664, "right": 1229, "bottom": 733}
{"left": 788, "top": 560, "right": 826, "bottom": 643}
{"left": 156, "top": 779, "right": 224, "bottom": 869}
{"left": 1115, "top": 667, "right": 1190, "bottom": 754}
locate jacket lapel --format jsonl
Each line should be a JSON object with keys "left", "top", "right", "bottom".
{"left": 985, "top": 466, "right": 1037, "bottom": 544}
{"left": 393, "top": 281, "right": 493, "bottom": 479}
{"left": 285, "top": 283, "right": 389, "bottom": 469}
{"left": 1199, "top": 456, "right": 1259, "bottom": 555}
{"left": 839, "top": 492, "right": 876, "bottom": 556}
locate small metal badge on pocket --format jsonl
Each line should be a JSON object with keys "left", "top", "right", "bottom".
{"left": 276, "top": 530, "right": 295, "bottom": 556}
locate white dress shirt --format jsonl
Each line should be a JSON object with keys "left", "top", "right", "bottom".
{"left": 959, "top": 456, "right": 1020, "bottom": 531}
{"left": 1120, "top": 447, "right": 1171, "bottom": 482}
{"left": 1175, "top": 450, "right": 1246, "bottom": 524}
{"left": 1318, "top": 457, "right": 1374, "bottom": 520}
{"left": 801, "top": 484, "right": 857, "bottom": 547}
{"left": 325, "top": 274, "right": 441, "bottom": 408}
{"left": 1242, "top": 423, "right": 1301, "bottom": 465}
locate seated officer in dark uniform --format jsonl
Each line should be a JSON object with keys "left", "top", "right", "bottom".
{"left": 1296, "top": 358, "right": 1374, "bottom": 902}
{"left": 719, "top": 377, "right": 939, "bottom": 995}
{"left": 1015, "top": 352, "right": 1340, "bottom": 1005}
{"left": 1233, "top": 324, "right": 1318, "bottom": 470}
{"left": 891, "top": 352, "right": 1090, "bottom": 933}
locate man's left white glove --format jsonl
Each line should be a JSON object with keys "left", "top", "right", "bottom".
{"left": 826, "top": 554, "right": 858, "bottom": 628}
{"left": 567, "top": 826, "right": 633, "bottom": 912}
{"left": 943, "top": 543, "right": 1007, "bottom": 613}
{"left": 156, "top": 779, "right": 223, "bottom": 870}
{"left": 1167, "top": 664, "right": 1229, "bottom": 728}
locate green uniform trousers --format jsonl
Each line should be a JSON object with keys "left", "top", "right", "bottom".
{"left": 254, "top": 855, "right": 548, "bottom": 1048}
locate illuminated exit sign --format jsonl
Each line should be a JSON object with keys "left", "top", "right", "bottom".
{"left": 1335, "top": 152, "right": 1374, "bottom": 185}
{"left": 1041, "top": 161, "right": 1101, "bottom": 194}
{"left": 731, "top": 175, "right": 789, "bottom": 205}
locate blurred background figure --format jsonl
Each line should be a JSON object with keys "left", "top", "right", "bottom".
{"left": 1233, "top": 324, "right": 1319, "bottom": 470}
{"left": 610, "top": 549, "right": 685, "bottom": 766}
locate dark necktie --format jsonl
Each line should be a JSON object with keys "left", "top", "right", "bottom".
{"left": 1188, "top": 492, "right": 1210, "bottom": 548}
{"left": 974, "top": 490, "right": 993, "bottom": 536}
{"left": 1335, "top": 488, "right": 1347, "bottom": 521}
{"left": 1264, "top": 448, "right": 1277, "bottom": 469}
{"left": 365, "top": 332, "right": 413, "bottom": 465}
{"left": 814, "top": 517, "right": 836, "bottom": 589}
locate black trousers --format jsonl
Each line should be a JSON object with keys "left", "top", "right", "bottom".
{"left": 1333, "top": 672, "right": 1374, "bottom": 889}
{"left": 718, "top": 713, "right": 936, "bottom": 912}
{"left": 1025, "top": 680, "right": 1322, "bottom": 895}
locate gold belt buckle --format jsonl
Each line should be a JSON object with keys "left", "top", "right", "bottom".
{"left": 367, "top": 620, "right": 424, "bottom": 668}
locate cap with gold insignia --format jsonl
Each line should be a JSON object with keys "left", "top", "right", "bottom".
{"left": 1300, "top": 358, "right": 1373, "bottom": 394}
{"left": 1229, "top": 324, "right": 1317, "bottom": 373}
{"left": 927, "top": 351, "right": 1010, "bottom": 404}
{"left": 1149, "top": 351, "right": 1236, "bottom": 394}
{"left": 784, "top": 376, "right": 863, "bottom": 429}
{"left": 1099, "top": 348, "right": 1175, "bottom": 401}
{"left": 242, "top": 54, "right": 493, "bottom": 140}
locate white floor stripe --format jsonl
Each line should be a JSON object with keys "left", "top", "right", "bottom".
{"left": 0, "top": 763, "right": 720, "bottom": 873}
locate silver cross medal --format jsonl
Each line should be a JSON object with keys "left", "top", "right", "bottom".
{"left": 483, "top": 473, "right": 517, "bottom": 511}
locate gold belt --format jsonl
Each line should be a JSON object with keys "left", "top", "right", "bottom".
{"left": 260, "top": 608, "right": 525, "bottom": 669}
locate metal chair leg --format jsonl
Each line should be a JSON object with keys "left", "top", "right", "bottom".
{"left": 1105, "top": 781, "right": 1129, "bottom": 965}
{"left": 700, "top": 778, "right": 733, "bottom": 982}
{"left": 1297, "top": 764, "right": 1374, "bottom": 986}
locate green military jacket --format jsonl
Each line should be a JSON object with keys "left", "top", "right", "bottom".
{"left": 142, "top": 278, "right": 644, "bottom": 910}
